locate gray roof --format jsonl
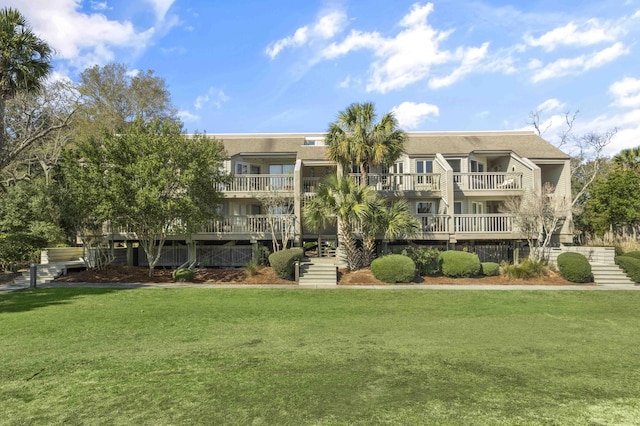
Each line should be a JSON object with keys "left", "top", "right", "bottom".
{"left": 208, "top": 131, "right": 569, "bottom": 161}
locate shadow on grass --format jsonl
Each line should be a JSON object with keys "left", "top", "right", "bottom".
{"left": 0, "top": 287, "right": 125, "bottom": 314}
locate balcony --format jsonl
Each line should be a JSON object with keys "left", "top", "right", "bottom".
{"left": 202, "top": 214, "right": 296, "bottom": 235}
{"left": 453, "top": 173, "right": 523, "bottom": 191}
{"left": 224, "top": 174, "right": 294, "bottom": 194}
{"left": 417, "top": 214, "right": 450, "bottom": 233}
{"left": 349, "top": 173, "right": 441, "bottom": 192}
{"left": 454, "top": 214, "right": 515, "bottom": 234}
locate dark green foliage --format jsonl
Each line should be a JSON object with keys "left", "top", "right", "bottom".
{"left": 481, "top": 262, "right": 500, "bottom": 277}
{"left": 252, "top": 245, "right": 271, "bottom": 266}
{"left": 402, "top": 246, "right": 440, "bottom": 276}
{"left": 0, "top": 232, "right": 47, "bottom": 270}
{"left": 584, "top": 169, "right": 640, "bottom": 236}
{"left": 556, "top": 252, "right": 592, "bottom": 283}
{"left": 615, "top": 256, "right": 640, "bottom": 283}
{"left": 371, "top": 254, "right": 416, "bottom": 283}
{"left": 268, "top": 248, "right": 304, "bottom": 280}
{"left": 622, "top": 251, "right": 640, "bottom": 260}
{"left": 502, "top": 258, "right": 547, "bottom": 279}
{"left": 172, "top": 268, "right": 194, "bottom": 282}
{"left": 439, "top": 251, "right": 481, "bottom": 278}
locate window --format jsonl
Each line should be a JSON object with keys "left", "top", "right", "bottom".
{"left": 236, "top": 162, "right": 260, "bottom": 174}
{"left": 269, "top": 164, "right": 294, "bottom": 189}
{"left": 416, "top": 160, "right": 433, "bottom": 186}
{"left": 416, "top": 201, "right": 434, "bottom": 214}
{"left": 454, "top": 202, "right": 462, "bottom": 215}
{"left": 470, "top": 160, "right": 485, "bottom": 173}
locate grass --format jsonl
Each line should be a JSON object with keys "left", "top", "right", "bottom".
{"left": 1, "top": 289, "right": 640, "bottom": 425}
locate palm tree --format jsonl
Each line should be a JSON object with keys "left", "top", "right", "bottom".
{"left": 361, "top": 198, "right": 419, "bottom": 266}
{"left": 0, "top": 8, "right": 52, "bottom": 148}
{"left": 303, "top": 174, "right": 374, "bottom": 270}
{"left": 612, "top": 146, "right": 640, "bottom": 172}
{"left": 326, "top": 102, "right": 406, "bottom": 186}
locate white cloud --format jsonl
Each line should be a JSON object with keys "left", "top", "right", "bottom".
{"left": 536, "top": 98, "right": 566, "bottom": 113}
{"left": 194, "top": 87, "right": 230, "bottom": 110}
{"left": 5, "top": 0, "right": 166, "bottom": 71}
{"left": 609, "top": 77, "right": 640, "bottom": 108}
{"left": 531, "top": 42, "right": 629, "bottom": 82}
{"left": 90, "top": 1, "right": 110, "bottom": 11}
{"left": 524, "top": 19, "right": 622, "bottom": 51}
{"left": 320, "top": 2, "right": 492, "bottom": 93}
{"left": 391, "top": 101, "right": 439, "bottom": 129}
{"left": 145, "top": 0, "right": 176, "bottom": 22}
{"left": 266, "top": 10, "right": 347, "bottom": 59}
{"left": 178, "top": 110, "right": 200, "bottom": 122}
{"left": 429, "top": 42, "right": 490, "bottom": 89}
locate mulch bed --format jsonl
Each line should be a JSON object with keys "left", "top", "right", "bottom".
{"left": 54, "top": 265, "right": 581, "bottom": 286}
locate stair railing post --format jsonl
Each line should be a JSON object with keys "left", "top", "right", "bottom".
{"left": 30, "top": 262, "right": 37, "bottom": 289}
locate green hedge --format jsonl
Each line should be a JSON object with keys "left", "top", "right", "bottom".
{"left": 622, "top": 251, "right": 640, "bottom": 260}
{"left": 268, "top": 248, "right": 304, "bottom": 280}
{"left": 557, "top": 252, "right": 592, "bottom": 283}
{"left": 402, "top": 246, "right": 440, "bottom": 276}
{"left": 615, "top": 256, "right": 640, "bottom": 283}
{"left": 439, "top": 251, "right": 481, "bottom": 278}
{"left": 172, "top": 268, "right": 194, "bottom": 282}
{"left": 371, "top": 254, "right": 416, "bottom": 283}
{"left": 481, "top": 262, "right": 500, "bottom": 277}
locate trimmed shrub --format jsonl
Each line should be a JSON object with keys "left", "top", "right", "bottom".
{"left": 371, "top": 254, "right": 416, "bottom": 283}
{"left": 268, "top": 248, "right": 304, "bottom": 280}
{"left": 622, "top": 251, "right": 640, "bottom": 260}
{"left": 481, "top": 262, "right": 500, "bottom": 277}
{"left": 172, "top": 268, "right": 194, "bottom": 282}
{"left": 439, "top": 251, "right": 481, "bottom": 278}
{"left": 501, "top": 258, "right": 547, "bottom": 279}
{"left": 556, "top": 252, "right": 592, "bottom": 283}
{"left": 402, "top": 246, "right": 440, "bottom": 276}
{"left": 615, "top": 256, "right": 640, "bottom": 283}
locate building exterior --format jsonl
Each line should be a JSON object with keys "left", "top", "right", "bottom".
{"left": 109, "top": 130, "right": 573, "bottom": 264}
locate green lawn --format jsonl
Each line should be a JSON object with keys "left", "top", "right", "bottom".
{"left": 1, "top": 289, "right": 640, "bottom": 425}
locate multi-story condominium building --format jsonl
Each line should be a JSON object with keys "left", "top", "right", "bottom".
{"left": 109, "top": 130, "right": 572, "bottom": 266}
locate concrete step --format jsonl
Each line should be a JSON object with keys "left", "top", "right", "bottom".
{"left": 589, "top": 263, "right": 635, "bottom": 285}
{"left": 299, "top": 261, "right": 337, "bottom": 286}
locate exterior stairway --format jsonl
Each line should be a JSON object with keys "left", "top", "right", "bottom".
{"left": 299, "top": 258, "right": 338, "bottom": 286}
{"left": 12, "top": 260, "right": 86, "bottom": 287}
{"left": 590, "top": 263, "right": 636, "bottom": 285}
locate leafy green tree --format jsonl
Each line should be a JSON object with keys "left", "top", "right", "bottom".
{"left": 326, "top": 102, "right": 405, "bottom": 185}
{"left": 0, "top": 7, "right": 53, "bottom": 170}
{"left": 583, "top": 169, "right": 640, "bottom": 237}
{"left": 61, "top": 118, "right": 229, "bottom": 275}
{"left": 76, "top": 63, "right": 177, "bottom": 141}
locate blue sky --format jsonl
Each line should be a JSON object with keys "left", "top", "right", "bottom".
{"left": 5, "top": 0, "right": 640, "bottom": 156}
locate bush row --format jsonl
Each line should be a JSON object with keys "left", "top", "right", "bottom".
{"left": 615, "top": 255, "right": 640, "bottom": 283}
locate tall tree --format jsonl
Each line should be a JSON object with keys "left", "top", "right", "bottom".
{"left": 61, "top": 119, "right": 230, "bottom": 275}
{"left": 583, "top": 169, "right": 640, "bottom": 238}
{"left": 0, "top": 7, "right": 52, "bottom": 168}
{"left": 75, "top": 63, "right": 177, "bottom": 142}
{"left": 326, "top": 102, "right": 405, "bottom": 185}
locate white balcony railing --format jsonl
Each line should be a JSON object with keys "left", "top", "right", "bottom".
{"left": 454, "top": 214, "right": 514, "bottom": 233}
{"left": 302, "top": 177, "right": 322, "bottom": 193}
{"left": 203, "top": 214, "right": 296, "bottom": 234}
{"left": 349, "top": 173, "right": 440, "bottom": 191}
{"left": 224, "top": 174, "right": 294, "bottom": 192}
{"left": 453, "top": 173, "right": 523, "bottom": 191}
{"left": 417, "top": 214, "right": 450, "bottom": 233}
